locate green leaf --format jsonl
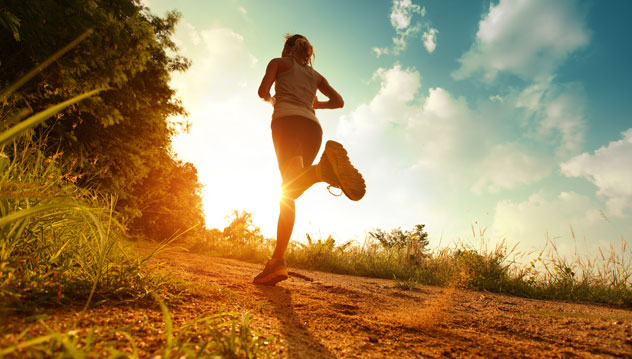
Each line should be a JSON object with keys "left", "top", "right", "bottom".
{"left": 0, "top": 9, "right": 21, "bottom": 42}
{"left": 0, "top": 203, "right": 75, "bottom": 228}
{"left": 0, "top": 89, "right": 103, "bottom": 147}
{"left": 0, "top": 28, "right": 93, "bottom": 102}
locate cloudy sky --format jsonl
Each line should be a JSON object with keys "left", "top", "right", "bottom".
{"left": 146, "top": 0, "right": 631, "bottom": 258}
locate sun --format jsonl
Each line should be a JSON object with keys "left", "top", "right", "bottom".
{"left": 196, "top": 163, "right": 282, "bottom": 238}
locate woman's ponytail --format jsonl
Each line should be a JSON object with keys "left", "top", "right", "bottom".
{"left": 283, "top": 34, "right": 315, "bottom": 66}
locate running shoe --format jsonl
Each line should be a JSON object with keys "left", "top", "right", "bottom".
{"left": 253, "top": 258, "right": 289, "bottom": 285}
{"left": 317, "top": 140, "right": 366, "bottom": 201}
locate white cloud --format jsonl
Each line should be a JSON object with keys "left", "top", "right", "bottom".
{"left": 372, "top": 47, "right": 388, "bottom": 57}
{"left": 453, "top": 0, "right": 590, "bottom": 82}
{"left": 171, "top": 27, "right": 258, "bottom": 107}
{"left": 338, "top": 64, "right": 564, "bottom": 197}
{"left": 489, "top": 95, "right": 503, "bottom": 103}
{"left": 370, "top": 64, "right": 420, "bottom": 111}
{"left": 422, "top": 28, "right": 438, "bottom": 53}
{"left": 561, "top": 129, "right": 632, "bottom": 216}
{"left": 334, "top": 64, "right": 598, "bottom": 251}
{"left": 513, "top": 78, "right": 586, "bottom": 158}
{"left": 337, "top": 65, "right": 474, "bottom": 172}
{"left": 449, "top": 0, "right": 589, "bottom": 162}
{"left": 491, "top": 191, "right": 625, "bottom": 258}
{"left": 333, "top": 65, "right": 480, "bottom": 240}
{"left": 183, "top": 21, "right": 201, "bottom": 46}
{"left": 471, "top": 143, "right": 552, "bottom": 194}
{"left": 238, "top": 6, "right": 247, "bottom": 15}
{"left": 390, "top": 0, "right": 421, "bottom": 30}
{"left": 375, "top": 0, "right": 438, "bottom": 56}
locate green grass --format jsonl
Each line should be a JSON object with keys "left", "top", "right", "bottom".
{"left": 0, "top": 295, "right": 271, "bottom": 359}
{"left": 0, "top": 29, "right": 124, "bottom": 312}
{"left": 190, "top": 217, "right": 632, "bottom": 308}
{"left": 0, "top": 138, "right": 161, "bottom": 312}
{"left": 1, "top": 33, "right": 273, "bottom": 358}
{"left": 155, "top": 302, "right": 271, "bottom": 359}
{"left": 0, "top": 109, "right": 272, "bottom": 359}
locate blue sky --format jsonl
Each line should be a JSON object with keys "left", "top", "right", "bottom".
{"left": 146, "top": 0, "right": 631, "bottom": 259}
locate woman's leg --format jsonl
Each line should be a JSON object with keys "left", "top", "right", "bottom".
{"left": 271, "top": 156, "right": 301, "bottom": 259}
{"left": 271, "top": 117, "right": 322, "bottom": 260}
{"left": 271, "top": 153, "right": 321, "bottom": 259}
{"left": 280, "top": 164, "right": 320, "bottom": 200}
{"left": 254, "top": 117, "right": 323, "bottom": 284}
{"left": 279, "top": 117, "right": 323, "bottom": 201}
{"left": 272, "top": 196, "right": 295, "bottom": 260}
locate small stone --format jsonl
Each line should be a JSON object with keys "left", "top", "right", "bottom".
{"left": 615, "top": 320, "right": 624, "bottom": 325}
{"left": 625, "top": 338, "right": 632, "bottom": 345}
{"left": 368, "top": 335, "right": 379, "bottom": 343}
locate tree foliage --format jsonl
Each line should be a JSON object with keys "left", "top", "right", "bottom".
{"left": 0, "top": 0, "right": 204, "bottom": 238}
{"left": 128, "top": 155, "right": 205, "bottom": 240}
{"left": 369, "top": 224, "right": 430, "bottom": 259}
{"left": 222, "top": 210, "right": 265, "bottom": 246}
{"left": 0, "top": 8, "right": 20, "bottom": 42}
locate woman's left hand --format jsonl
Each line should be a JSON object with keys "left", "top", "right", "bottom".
{"left": 263, "top": 95, "right": 276, "bottom": 106}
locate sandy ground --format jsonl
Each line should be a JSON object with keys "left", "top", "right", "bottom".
{"left": 3, "top": 245, "right": 632, "bottom": 358}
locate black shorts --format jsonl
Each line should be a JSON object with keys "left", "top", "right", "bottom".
{"left": 271, "top": 115, "right": 323, "bottom": 176}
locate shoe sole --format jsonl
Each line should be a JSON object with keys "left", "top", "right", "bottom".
{"left": 253, "top": 267, "right": 289, "bottom": 286}
{"left": 324, "top": 141, "right": 366, "bottom": 201}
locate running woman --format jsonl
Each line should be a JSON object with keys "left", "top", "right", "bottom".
{"left": 254, "top": 34, "right": 366, "bottom": 285}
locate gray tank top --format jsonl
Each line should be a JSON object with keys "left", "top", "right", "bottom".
{"left": 272, "top": 58, "right": 319, "bottom": 124}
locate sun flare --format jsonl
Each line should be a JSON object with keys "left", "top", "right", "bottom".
{"left": 198, "top": 169, "right": 282, "bottom": 236}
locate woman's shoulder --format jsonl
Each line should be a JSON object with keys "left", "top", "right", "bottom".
{"left": 311, "top": 68, "right": 323, "bottom": 85}
{"left": 269, "top": 57, "right": 292, "bottom": 66}
{"left": 270, "top": 57, "right": 293, "bottom": 74}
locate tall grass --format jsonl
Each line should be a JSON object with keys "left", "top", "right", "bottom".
{"left": 1, "top": 136, "right": 160, "bottom": 312}
{"left": 189, "top": 213, "right": 274, "bottom": 264}
{"left": 0, "top": 295, "right": 271, "bottom": 358}
{"left": 1, "top": 29, "right": 273, "bottom": 358}
{"left": 515, "top": 233, "right": 632, "bottom": 305}
{"left": 0, "top": 28, "right": 153, "bottom": 311}
{"left": 192, "top": 216, "right": 632, "bottom": 307}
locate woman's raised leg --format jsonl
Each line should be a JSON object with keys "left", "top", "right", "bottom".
{"left": 271, "top": 155, "right": 318, "bottom": 259}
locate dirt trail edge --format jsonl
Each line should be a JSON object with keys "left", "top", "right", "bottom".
{"left": 4, "top": 245, "right": 632, "bottom": 358}
{"left": 152, "top": 245, "right": 632, "bottom": 358}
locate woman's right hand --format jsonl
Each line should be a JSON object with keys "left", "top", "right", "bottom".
{"left": 313, "top": 71, "right": 344, "bottom": 109}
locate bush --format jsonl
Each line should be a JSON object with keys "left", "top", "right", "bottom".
{"left": 199, "top": 213, "right": 632, "bottom": 307}
{"left": 186, "top": 210, "right": 273, "bottom": 264}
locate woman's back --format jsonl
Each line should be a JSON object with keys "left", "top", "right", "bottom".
{"left": 274, "top": 57, "right": 317, "bottom": 110}
{"left": 272, "top": 57, "right": 319, "bottom": 123}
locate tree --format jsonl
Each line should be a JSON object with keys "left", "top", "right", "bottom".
{"left": 0, "top": 0, "right": 204, "bottom": 238}
{"left": 128, "top": 155, "right": 205, "bottom": 240}
{"left": 369, "top": 224, "right": 430, "bottom": 258}
{"left": 222, "top": 210, "right": 265, "bottom": 246}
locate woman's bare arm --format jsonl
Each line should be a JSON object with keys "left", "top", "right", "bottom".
{"left": 258, "top": 59, "right": 280, "bottom": 104}
{"left": 313, "top": 71, "right": 344, "bottom": 109}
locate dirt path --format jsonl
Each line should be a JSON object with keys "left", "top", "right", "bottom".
{"left": 4, "top": 245, "right": 632, "bottom": 358}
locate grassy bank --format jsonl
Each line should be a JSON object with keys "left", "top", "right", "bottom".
{"left": 1, "top": 137, "right": 151, "bottom": 312}
{"left": 191, "top": 214, "right": 632, "bottom": 308}
{"left": 1, "top": 52, "right": 270, "bottom": 357}
{"left": 0, "top": 138, "right": 270, "bottom": 358}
